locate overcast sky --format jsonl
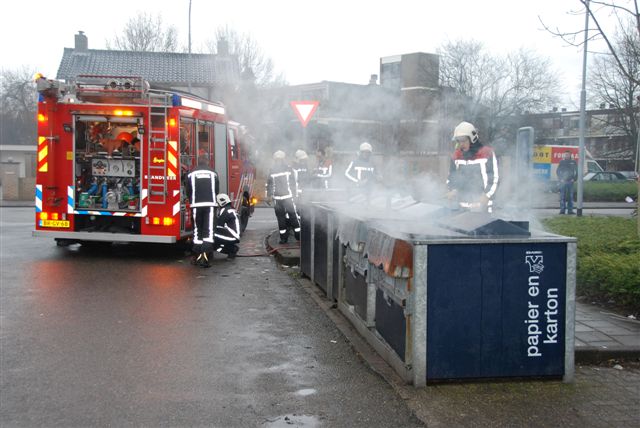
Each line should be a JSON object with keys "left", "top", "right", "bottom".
{"left": 1, "top": 0, "right": 623, "bottom": 108}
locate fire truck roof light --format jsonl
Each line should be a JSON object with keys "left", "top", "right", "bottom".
{"left": 181, "top": 98, "right": 202, "bottom": 110}
{"left": 114, "top": 110, "right": 134, "bottom": 116}
{"left": 206, "top": 104, "right": 225, "bottom": 115}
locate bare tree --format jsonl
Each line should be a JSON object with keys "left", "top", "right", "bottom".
{"left": 204, "top": 26, "right": 286, "bottom": 88}
{"left": 0, "top": 67, "right": 37, "bottom": 145}
{"left": 199, "top": 25, "right": 286, "bottom": 150}
{"left": 541, "top": 0, "right": 640, "bottom": 87}
{"left": 589, "top": 24, "right": 640, "bottom": 156}
{"left": 437, "top": 40, "right": 562, "bottom": 140}
{"left": 106, "top": 12, "right": 180, "bottom": 52}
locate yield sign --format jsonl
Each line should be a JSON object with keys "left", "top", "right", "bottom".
{"left": 290, "top": 101, "right": 319, "bottom": 127}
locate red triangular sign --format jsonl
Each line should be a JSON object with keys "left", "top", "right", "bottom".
{"left": 290, "top": 101, "right": 319, "bottom": 127}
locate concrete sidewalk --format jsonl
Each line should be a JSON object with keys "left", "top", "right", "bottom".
{"left": 575, "top": 301, "right": 640, "bottom": 363}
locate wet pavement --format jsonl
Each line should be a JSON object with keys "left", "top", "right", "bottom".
{"left": 1, "top": 207, "right": 422, "bottom": 427}
{"left": 2, "top": 204, "right": 639, "bottom": 427}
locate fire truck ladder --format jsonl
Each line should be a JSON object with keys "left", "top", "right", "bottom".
{"left": 146, "top": 92, "right": 172, "bottom": 205}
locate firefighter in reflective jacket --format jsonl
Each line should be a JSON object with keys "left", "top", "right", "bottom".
{"left": 266, "top": 150, "right": 301, "bottom": 244}
{"left": 292, "top": 149, "right": 311, "bottom": 199}
{"left": 214, "top": 193, "right": 240, "bottom": 259}
{"left": 187, "top": 156, "right": 219, "bottom": 267}
{"left": 345, "top": 142, "right": 377, "bottom": 200}
{"left": 446, "top": 121, "right": 499, "bottom": 213}
{"left": 314, "top": 147, "right": 333, "bottom": 189}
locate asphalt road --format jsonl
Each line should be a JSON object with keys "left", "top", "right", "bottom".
{"left": 0, "top": 207, "right": 422, "bottom": 427}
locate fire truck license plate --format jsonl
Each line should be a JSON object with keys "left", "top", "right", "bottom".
{"left": 41, "top": 220, "right": 70, "bottom": 228}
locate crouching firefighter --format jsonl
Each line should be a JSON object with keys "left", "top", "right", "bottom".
{"left": 266, "top": 150, "right": 301, "bottom": 244}
{"left": 446, "top": 121, "right": 499, "bottom": 213}
{"left": 214, "top": 193, "right": 240, "bottom": 259}
{"left": 187, "top": 156, "right": 219, "bottom": 267}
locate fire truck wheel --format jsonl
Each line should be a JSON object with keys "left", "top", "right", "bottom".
{"left": 175, "top": 239, "right": 191, "bottom": 254}
{"left": 80, "top": 240, "right": 112, "bottom": 249}
{"left": 55, "top": 238, "right": 77, "bottom": 247}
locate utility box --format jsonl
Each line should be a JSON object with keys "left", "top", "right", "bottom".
{"left": 303, "top": 203, "right": 576, "bottom": 386}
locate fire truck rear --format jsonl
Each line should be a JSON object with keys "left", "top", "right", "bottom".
{"left": 32, "top": 75, "right": 256, "bottom": 245}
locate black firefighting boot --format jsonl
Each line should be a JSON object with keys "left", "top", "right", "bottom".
{"left": 196, "top": 252, "right": 211, "bottom": 268}
{"left": 227, "top": 244, "right": 239, "bottom": 259}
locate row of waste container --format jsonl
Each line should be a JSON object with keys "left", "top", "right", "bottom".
{"left": 299, "top": 193, "right": 576, "bottom": 386}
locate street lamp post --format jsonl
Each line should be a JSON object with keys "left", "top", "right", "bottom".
{"left": 188, "top": 0, "right": 192, "bottom": 92}
{"left": 577, "top": 0, "right": 590, "bottom": 217}
{"left": 635, "top": 95, "right": 640, "bottom": 174}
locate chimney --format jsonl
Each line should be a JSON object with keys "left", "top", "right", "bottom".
{"left": 217, "top": 38, "right": 229, "bottom": 56}
{"left": 369, "top": 74, "right": 378, "bottom": 85}
{"left": 561, "top": 108, "right": 567, "bottom": 112}
{"left": 75, "top": 31, "right": 88, "bottom": 51}
{"left": 599, "top": 103, "right": 605, "bottom": 109}
{"left": 552, "top": 107, "right": 558, "bottom": 112}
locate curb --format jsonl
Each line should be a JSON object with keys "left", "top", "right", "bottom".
{"left": 0, "top": 203, "right": 34, "bottom": 208}
{"left": 575, "top": 347, "right": 640, "bottom": 365}
{"left": 265, "top": 230, "right": 300, "bottom": 267}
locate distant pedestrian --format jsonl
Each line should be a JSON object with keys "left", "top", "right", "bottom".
{"left": 187, "top": 155, "right": 219, "bottom": 267}
{"left": 214, "top": 193, "right": 240, "bottom": 259}
{"left": 557, "top": 150, "right": 577, "bottom": 215}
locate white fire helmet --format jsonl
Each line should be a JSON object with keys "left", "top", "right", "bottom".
{"left": 452, "top": 121, "right": 479, "bottom": 144}
{"left": 216, "top": 193, "right": 231, "bottom": 206}
{"left": 273, "top": 150, "right": 286, "bottom": 160}
{"left": 295, "top": 149, "right": 308, "bottom": 160}
{"left": 359, "top": 142, "right": 373, "bottom": 152}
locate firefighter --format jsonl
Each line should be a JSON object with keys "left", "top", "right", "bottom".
{"left": 292, "top": 149, "right": 311, "bottom": 199}
{"left": 186, "top": 155, "right": 219, "bottom": 267}
{"left": 314, "top": 147, "right": 333, "bottom": 189}
{"left": 266, "top": 150, "right": 301, "bottom": 244}
{"left": 214, "top": 193, "right": 240, "bottom": 259}
{"left": 446, "top": 121, "right": 499, "bottom": 213}
{"left": 344, "top": 142, "right": 377, "bottom": 200}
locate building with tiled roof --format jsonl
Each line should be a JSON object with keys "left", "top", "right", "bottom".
{"left": 56, "top": 32, "right": 240, "bottom": 101}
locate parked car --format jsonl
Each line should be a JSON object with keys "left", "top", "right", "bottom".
{"left": 583, "top": 171, "right": 634, "bottom": 182}
{"left": 618, "top": 171, "right": 639, "bottom": 181}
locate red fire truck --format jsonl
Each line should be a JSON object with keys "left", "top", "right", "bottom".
{"left": 32, "top": 75, "right": 256, "bottom": 245}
